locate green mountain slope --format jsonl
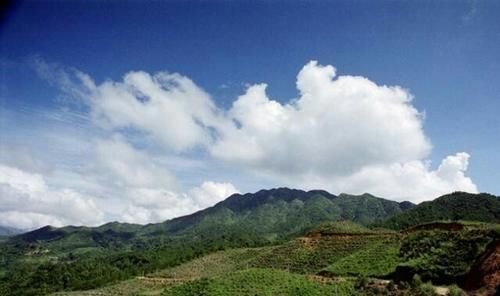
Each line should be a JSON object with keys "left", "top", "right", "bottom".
{"left": 4, "top": 188, "right": 412, "bottom": 258}
{"left": 376, "top": 192, "right": 500, "bottom": 230}
{"left": 0, "top": 188, "right": 412, "bottom": 295}
{"left": 50, "top": 221, "right": 499, "bottom": 296}
{"left": 7, "top": 189, "right": 500, "bottom": 295}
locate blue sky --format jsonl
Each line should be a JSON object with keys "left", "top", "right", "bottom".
{"left": 0, "top": 1, "right": 499, "bottom": 228}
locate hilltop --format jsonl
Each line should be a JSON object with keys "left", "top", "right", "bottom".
{"left": 376, "top": 192, "right": 500, "bottom": 230}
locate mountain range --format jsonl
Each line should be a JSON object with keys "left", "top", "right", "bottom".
{"left": 0, "top": 188, "right": 499, "bottom": 296}
{"left": 0, "top": 225, "right": 22, "bottom": 237}
{"left": 9, "top": 189, "right": 413, "bottom": 249}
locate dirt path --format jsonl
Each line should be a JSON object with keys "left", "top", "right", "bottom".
{"left": 435, "top": 287, "right": 449, "bottom": 296}
{"left": 136, "top": 276, "right": 190, "bottom": 283}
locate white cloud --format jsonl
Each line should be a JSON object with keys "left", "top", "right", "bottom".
{"left": 120, "top": 181, "right": 239, "bottom": 224}
{"left": 91, "top": 137, "right": 239, "bottom": 224}
{"left": 23, "top": 58, "right": 479, "bottom": 226}
{"left": 84, "top": 71, "right": 228, "bottom": 152}
{"left": 210, "top": 61, "right": 476, "bottom": 201}
{"left": 212, "top": 61, "right": 431, "bottom": 176}
{"left": 188, "top": 181, "right": 239, "bottom": 209}
{"left": 94, "top": 136, "right": 178, "bottom": 189}
{"left": 321, "top": 153, "right": 477, "bottom": 203}
{"left": 0, "top": 211, "right": 64, "bottom": 230}
{"left": 0, "top": 165, "right": 104, "bottom": 229}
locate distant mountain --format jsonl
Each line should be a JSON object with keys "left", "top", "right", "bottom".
{"left": 3, "top": 188, "right": 413, "bottom": 256}
{"left": 376, "top": 192, "right": 500, "bottom": 230}
{"left": 0, "top": 225, "right": 22, "bottom": 236}
{"left": 153, "top": 188, "right": 414, "bottom": 239}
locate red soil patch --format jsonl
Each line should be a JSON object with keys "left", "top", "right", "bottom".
{"left": 465, "top": 240, "right": 500, "bottom": 295}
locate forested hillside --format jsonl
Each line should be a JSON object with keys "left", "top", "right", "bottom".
{"left": 376, "top": 192, "right": 500, "bottom": 230}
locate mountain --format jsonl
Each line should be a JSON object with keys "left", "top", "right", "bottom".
{"left": 10, "top": 188, "right": 413, "bottom": 245}
{"left": 2, "top": 189, "right": 499, "bottom": 296}
{"left": 376, "top": 192, "right": 500, "bottom": 230}
{"left": 0, "top": 188, "right": 412, "bottom": 276}
{"left": 0, "top": 225, "right": 22, "bottom": 236}
{"left": 158, "top": 188, "right": 413, "bottom": 239}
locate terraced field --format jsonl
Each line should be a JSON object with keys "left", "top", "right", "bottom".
{"left": 161, "top": 268, "right": 358, "bottom": 296}
{"left": 152, "top": 248, "right": 263, "bottom": 279}
{"left": 249, "top": 231, "right": 397, "bottom": 274}
{"left": 52, "top": 278, "right": 170, "bottom": 296}
{"left": 323, "top": 237, "right": 401, "bottom": 277}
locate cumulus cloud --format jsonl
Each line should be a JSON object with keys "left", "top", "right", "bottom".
{"left": 212, "top": 61, "right": 431, "bottom": 176}
{"left": 0, "top": 165, "right": 104, "bottom": 229}
{"left": 210, "top": 61, "right": 476, "bottom": 200}
{"left": 324, "top": 153, "right": 477, "bottom": 203}
{"left": 25, "top": 58, "right": 479, "bottom": 226}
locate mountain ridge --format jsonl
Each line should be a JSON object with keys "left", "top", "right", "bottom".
{"left": 376, "top": 191, "right": 500, "bottom": 230}
{"left": 6, "top": 188, "right": 412, "bottom": 250}
{"left": 1, "top": 189, "right": 499, "bottom": 296}
{"left": 0, "top": 225, "right": 23, "bottom": 236}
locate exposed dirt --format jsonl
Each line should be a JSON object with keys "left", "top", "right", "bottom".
{"left": 403, "top": 222, "right": 465, "bottom": 233}
{"left": 434, "top": 287, "right": 449, "bottom": 296}
{"left": 298, "top": 237, "right": 320, "bottom": 250}
{"left": 306, "top": 274, "right": 336, "bottom": 284}
{"left": 298, "top": 233, "right": 395, "bottom": 250}
{"left": 465, "top": 240, "right": 500, "bottom": 295}
{"left": 136, "top": 276, "right": 190, "bottom": 283}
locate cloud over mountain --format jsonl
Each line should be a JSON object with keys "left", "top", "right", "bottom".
{"left": 211, "top": 61, "right": 476, "bottom": 200}
{"left": 1, "top": 58, "right": 476, "bottom": 228}
{"left": 0, "top": 165, "right": 104, "bottom": 229}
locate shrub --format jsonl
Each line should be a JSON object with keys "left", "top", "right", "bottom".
{"left": 414, "top": 283, "right": 437, "bottom": 296}
{"left": 354, "top": 275, "right": 369, "bottom": 289}
{"left": 448, "top": 285, "right": 464, "bottom": 296}
{"left": 412, "top": 274, "right": 423, "bottom": 287}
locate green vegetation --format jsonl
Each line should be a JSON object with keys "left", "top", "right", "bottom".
{"left": 153, "top": 248, "right": 263, "bottom": 279}
{"left": 161, "top": 268, "right": 358, "bottom": 296}
{"left": 305, "top": 220, "right": 376, "bottom": 235}
{"left": 0, "top": 188, "right": 412, "bottom": 295}
{"left": 376, "top": 192, "right": 500, "bottom": 230}
{"left": 324, "top": 238, "right": 401, "bottom": 277}
{"left": 250, "top": 234, "right": 391, "bottom": 274}
{"left": 1, "top": 189, "right": 499, "bottom": 295}
{"left": 396, "top": 227, "right": 498, "bottom": 284}
{"left": 0, "top": 238, "right": 248, "bottom": 296}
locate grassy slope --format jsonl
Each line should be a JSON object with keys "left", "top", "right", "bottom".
{"left": 50, "top": 221, "right": 499, "bottom": 296}
{"left": 161, "top": 268, "right": 358, "bottom": 296}
{"left": 323, "top": 237, "right": 401, "bottom": 277}
{"left": 152, "top": 248, "right": 263, "bottom": 279}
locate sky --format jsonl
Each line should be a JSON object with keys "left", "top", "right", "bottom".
{"left": 0, "top": 0, "right": 499, "bottom": 229}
